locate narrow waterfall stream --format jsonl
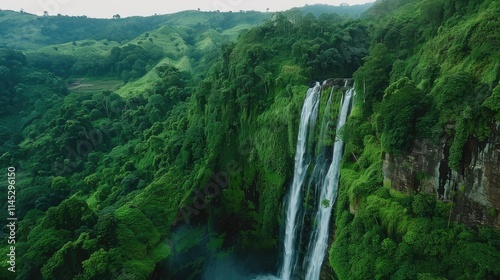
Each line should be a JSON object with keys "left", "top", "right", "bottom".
{"left": 279, "top": 82, "right": 321, "bottom": 280}
{"left": 296, "top": 87, "right": 333, "bottom": 274}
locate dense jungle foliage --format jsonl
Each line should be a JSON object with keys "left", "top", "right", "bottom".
{"left": 0, "top": 0, "right": 499, "bottom": 279}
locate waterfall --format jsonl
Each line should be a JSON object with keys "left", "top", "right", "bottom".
{"left": 304, "top": 87, "right": 354, "bottom": 280}
{"left": 279, "top": 82, "right": 320, "bottom": 280}
{"left": 297, "top": 87, "right": 333, "bottom": 270}
{"left": 274, "top": 81, "right": 354, "bottom": 280}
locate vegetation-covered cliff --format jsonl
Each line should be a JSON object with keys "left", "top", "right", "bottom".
{"left": 332, "top": 0, "right": 500, "bottom": 279}
{"left": 0, "top": 1, "right": 499, "bottom": 279}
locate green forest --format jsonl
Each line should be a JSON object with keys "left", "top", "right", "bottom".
{"left": 0, "top": 0, "right": 499, "bottom": 279}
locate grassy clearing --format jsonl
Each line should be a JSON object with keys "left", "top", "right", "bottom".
{"left": 67, "top": 77, "right": 123, "bottom": 94}
{"left": 116, "top": 55, "right": 192, "bottom": 97}
{"left": 115, "top": 66, "right": 160, "bottom": 97}
{"left": 129, "top": 26, "right": 189, "bottom": 58}
{"left": 34, "top": 39, "right": 120, "bottom": 56}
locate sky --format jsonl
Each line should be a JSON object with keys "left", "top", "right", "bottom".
{"left": 0, "top": 0, "right": 376, "bottom": 18}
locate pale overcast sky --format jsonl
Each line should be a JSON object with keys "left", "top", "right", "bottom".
{"left": 0, "top": 0, "right": 375, "bottom": 18}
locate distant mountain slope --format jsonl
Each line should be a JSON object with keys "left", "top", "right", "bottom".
{"left": 0, "top": 4, "right": 374, "bottom": 51}
{"left": 296, "top": 3, "right": 373, "bottom": 18}
{"left": 0, "top": 10, "right": 271, "bottom": 50}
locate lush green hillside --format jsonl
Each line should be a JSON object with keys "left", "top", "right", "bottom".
{"left": 0, "top": 1, "right": 499, "bottom": 279}
{"left": 331, "top": 0, "right": 500, "bottom": 279}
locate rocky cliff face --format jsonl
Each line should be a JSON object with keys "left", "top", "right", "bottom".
{"left": 382, "top": 123, "right": 500, "bottom": 229}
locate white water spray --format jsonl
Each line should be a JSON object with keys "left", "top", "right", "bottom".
{"left": 279, "top": 83, "right": 321, "bottom": 280}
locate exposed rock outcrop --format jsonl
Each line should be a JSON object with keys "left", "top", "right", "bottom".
{"left": 382, "top": 123, "right": 500, "bottom": 228}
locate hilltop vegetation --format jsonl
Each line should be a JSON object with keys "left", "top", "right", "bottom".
{"left": 0, "top": 1, "right": 499, "bottom": 279}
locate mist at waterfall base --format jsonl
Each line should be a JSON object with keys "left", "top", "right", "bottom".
{"left": 161, "top": 225, "right": 277, "bottom": 280}
{"left": 202, "top": 254, "right": 277, "bottom": 280}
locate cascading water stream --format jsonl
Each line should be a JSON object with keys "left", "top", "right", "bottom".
{"left": 255, "top": 81, "right": 354, "bottom": 280}
{"left": 304, "top": 87, "right": 354, "bottom": 280}
{"left": 296, "top": 87, "right": 333, "bottom": 272}
{"left": 279, "top": 83, "right": 321, "bottom": 280}
{"left": 310, "top": 86, "right": 334, "bottom": 199}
